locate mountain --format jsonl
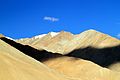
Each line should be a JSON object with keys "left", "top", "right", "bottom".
{"left": 0, "top": 38, "right": 70, "bottom": 80}
{"left": 16, "top": 29, "right": 120, "bottom": 71}
{"left": 16, "top": 32, "right": 59, "bottom": 50}
{"left": 74, "top": 29, "right": 120, "bottom": 48}
{"left": 16, "top": 29, "right": 120, "bottom": 54}
{"left": 36, "top": 31, "right": 74, "bottom": 53}
{"left": 43, "top": 56, "right": 120, "bottom": 80}
{"left": 1, "top": 29, "right": 120, "bottom": 80}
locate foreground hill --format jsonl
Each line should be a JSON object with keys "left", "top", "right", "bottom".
{"left": 44, "top": 56, "right": 120, "bottom": 80}
{"left": 0, "top": 39, "right": 71, "bottom": 80}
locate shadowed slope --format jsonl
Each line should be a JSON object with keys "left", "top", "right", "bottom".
{"left": 0, "top": 37, "right": 62, "bottom": 62}
{"left": 66, "top": 45, "right": 120, "bottom": 67}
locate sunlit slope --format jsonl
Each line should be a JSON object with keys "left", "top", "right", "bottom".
{"left": 0, "top": 39, "right": 71, "bottom": 80}
{"left": 16, "top": 30, "right": 120, "bottom": 54}
{"left": 44, "top": 56, "right": 120, "bottom": 80}
{"left": 51, "top": 29, "right": 120, "bottom": 54}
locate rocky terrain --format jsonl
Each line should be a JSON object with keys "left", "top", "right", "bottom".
{"left": 0, "top": 29, "right": 120, "bottom": 80}
{"left": 16, "top": 29, "right": 120, "bottom": 54}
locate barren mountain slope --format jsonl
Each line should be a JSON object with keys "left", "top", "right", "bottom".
{"left": 16, "top": 30, "right": 120, "bottom": 54}
{"left": 15, "top": 30, "right": 120, "bottom": 72}
{"left": 43, "top": 56, "right": 120, "bottom": 80}
{"left": 48, "top": 29, "right": 120, "bottom": 54}
{"left": 16, "top": 32, "right": 59, "bottom": 45}
{"left": 75, "top": 29, "right": 120, "bottom": 48}
{"left": 0, "top": 39, "right": 72, "bottom": 80}
{"left": 39, "top": 31, "right": 74, "bottom": 53}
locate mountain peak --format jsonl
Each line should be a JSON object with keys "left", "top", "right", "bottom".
{"left": 57, "top": 30, "right": 73, "bottom": 36}
{"left": 49, "top": 32, "right": 59, "bottom": 37}
{"left": 86, "top": 29, "right": 97, "bottom": 31}
{"left": 82, "top": 29, "right": 101, "bottom": 34}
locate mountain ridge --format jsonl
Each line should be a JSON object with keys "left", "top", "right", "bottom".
{"left": 14, "top": 29, "right": 120, "bottom": 54}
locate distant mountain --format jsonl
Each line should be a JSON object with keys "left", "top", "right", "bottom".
{"left": 16, "top": 29, "right": 120, "bottom": 54}
{"left": 16, "top": 32, "right": 59, "bottom": 46}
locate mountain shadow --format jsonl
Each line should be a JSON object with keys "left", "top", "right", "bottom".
{"left": 0, "top": 37, "right": 62, "bottom": 62}
{"left": 66, "top": 45, "right": 120, "bottom": 67}
{"left": 1, "top": 37, "right": 120, "bottom": 68}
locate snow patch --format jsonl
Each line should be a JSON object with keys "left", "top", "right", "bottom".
{"left": 50, "top": 32, "right": 59, "bottom": 37}
{"left": 34, "top": 34, "right": 47, "bottom": 39}
{"left": 34, "top": 32, "right": 59, "bottom": 39}
{"left": 16, "top": 32, "right": 60, "bottom": 40}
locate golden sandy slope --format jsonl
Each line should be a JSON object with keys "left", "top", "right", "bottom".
{"left": 0, "top": 39, "right": 73, "bottom": 80}
{"left": 43, "top": 56, "right": 120, "bottom": 80}
{"left": 108, "top": 62, "right": 120, "bottom": 72}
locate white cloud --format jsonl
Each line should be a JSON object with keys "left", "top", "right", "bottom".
{"left": 43, "top": 16, "right": 59, "bottom": 22}
{"left": 117, "top": 34, "right": 120, "bottom": 38}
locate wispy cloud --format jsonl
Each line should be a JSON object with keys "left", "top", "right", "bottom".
{"left": 116, "top": 33, "right": 120, "bottom": 38}
{"left": 43, "top": 16, "right": 59, "bottom": 22}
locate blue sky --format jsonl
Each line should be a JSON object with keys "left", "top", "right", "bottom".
{"left": 0, "top": 0, "right": 120, "bottom": 39}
